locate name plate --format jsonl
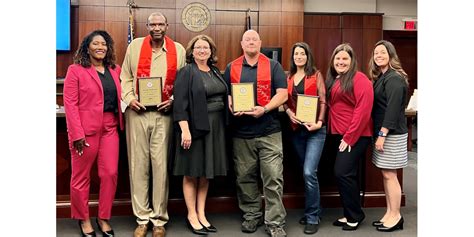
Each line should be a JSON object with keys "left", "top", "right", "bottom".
{"left": 296, "top": 94, "right": 319, "bottom": 123}
{"left": 138, "top": 77, "right": 162, "bottom": 106}
{"left": 231, "top": 83, "right": 255, "bottom": 112}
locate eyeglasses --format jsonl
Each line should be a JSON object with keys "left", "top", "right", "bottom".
{"left": 193, "top": 46, "right": 210, "bottom": 51}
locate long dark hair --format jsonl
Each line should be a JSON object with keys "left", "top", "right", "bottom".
{"left": 289, "top": 42, "right": 317, "bottom": 77}
{"left": 368, "top": 40, "right": 408, "bottom": 85}
{"left": 73, "top": 30, "right": 116, "bottom": 69}
{"left": 326, "top": 43, "right": 358, "bottom": 95}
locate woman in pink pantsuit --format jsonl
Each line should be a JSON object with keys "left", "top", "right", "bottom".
{"left": 64, "top": 30, "right": 123, "bottom": 237}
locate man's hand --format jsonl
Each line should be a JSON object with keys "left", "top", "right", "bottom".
{"left": 129, "top": 99, "right": 146, "bottom": 112}
{"left": 243, "top": 106, "right": 266, "bottom": 119}
{"left": 157, "top": 99, "right": 173, "bottom": 112}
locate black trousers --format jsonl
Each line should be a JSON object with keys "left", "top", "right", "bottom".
{"left": 330, "top": 134, "right": 371, "bottom": 223}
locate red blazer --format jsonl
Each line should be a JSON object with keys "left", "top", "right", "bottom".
{"left": 63, "top": 64, "right": 124, "bottom": 142}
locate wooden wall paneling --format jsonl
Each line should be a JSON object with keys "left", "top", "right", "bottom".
{"left": 282, "top": 0, "right": 304, "bottom": 12}
{"left": 259, "top": 0, "right": 282, "bottom": 11}
{"left": 133, "top": 0, "right": 175, "bottom": 8}
{"left": 78, "top": 21, "right": 106, "bottom": 41}
{"left": 362, "top": 28, "right": 382, "bottom": 74}
{"left": 215, "top": 25, "right": 245, "bottom": 70}
{"left": 105, "top": 21, "right": 129, "bottom": 66}
{"left": 176, "top": 0, "right": 216, "bottom": 9}
{"left": 104, "top": 6, "right": 128, "bottom": 21}
{"left": 78, "top": 6, "right": 105, "bottom": 21}
{"left": 134, "top": 8, "right": 176, "bottom": 24}
{"left": 216, "top": 0, "right": 258, "bottom": 11}
{"left": 214, "top": 11, "right": 257, "bottom": 26}
{"left": 341, "top": 28, "right": 363, "bottom": 70}
{"left": 259, "top": 26, "right": 281, "bottom": 47}
{"left": 104, "top": 0, "right": 124, "bottom": 6}
{"left": 281, "top": 11, "right": 303, "bottom": 26}
{"left": 175, "top": 25, "right": 217, "bottom": 51}
{"left": 79, "top": 0, "right": 105, "bottom": 6}
{"left": 259, "top": 11, "right": 282, "bottom": 26}
{"left": 363, "top": 15, "right": 382, "bottom": 29}
{"left": 281, "top": 26, "right": 302, "bottom": 70}
{"left": 341, "top": 14, "right": 362, "bottom": 29}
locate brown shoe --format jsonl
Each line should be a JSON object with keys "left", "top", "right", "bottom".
{"left": 152, "top": 226, "right": 166, "bottom": 237}
{"left": 133, "top": 224, "right": 147, "bottom": 237}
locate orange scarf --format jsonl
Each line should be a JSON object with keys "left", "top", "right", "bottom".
{"left": 136, "top": 35, "right": 177, "bottom": 101}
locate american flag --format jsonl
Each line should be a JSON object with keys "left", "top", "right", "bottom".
{"left": 245, "top": 9, "right": 251, "bottom": 30}
{"left": 127, "top": 0, "right": 135, "bottom": 44}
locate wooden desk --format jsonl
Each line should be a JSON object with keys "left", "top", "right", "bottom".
{"left": 405, "top": 109, "right": 417, "bottom": 151}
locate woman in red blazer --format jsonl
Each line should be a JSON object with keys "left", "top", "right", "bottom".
{"left": 64, "top": 30, "right": 123, "bottom": 237}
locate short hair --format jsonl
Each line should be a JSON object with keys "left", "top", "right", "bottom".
{"left": 73, "top": 30, "right": 116, "bottom": 69}
{"left": 147, "top": 12, "right": 168, "bottom": 24}
{"left": 185, "top": 34, "right": 218, "bottom": 65}
{"left": 289, "top": 42, "right": 317, "bottom": 77}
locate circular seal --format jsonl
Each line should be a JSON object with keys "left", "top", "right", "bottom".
{"left": 240, "top": 87, "right": 247, "bottom": 94}
{"left": 304, "top": 99, "right": 311, "bottom": 106}
{"left": 147, "top": 82, "right": 153, "bottom": 88}
{"left": 181, "top": 2, "right": 211, "bottom": 32}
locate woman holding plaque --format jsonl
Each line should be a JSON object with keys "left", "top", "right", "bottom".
{"left": 282, "top": 42, "right": 327, "bottom": 235}
{"left": 326, "top": 43, "right": 373, "bottom": 231}
{"left": 172, "top": 34, "right": 229, "bottom": 234}
{"left": 63, "top": 30, "right": 122, "bottom": 237}
{"left": 368, "top": 40, "right": 408, "bottom": 232}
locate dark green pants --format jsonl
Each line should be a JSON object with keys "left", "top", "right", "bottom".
{"left": 233, "top": 132, "right": 286, "bottom": 226}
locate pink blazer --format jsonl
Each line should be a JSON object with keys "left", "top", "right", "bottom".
{"left": 63, "top": 64, "right": 124, "bottom": 142}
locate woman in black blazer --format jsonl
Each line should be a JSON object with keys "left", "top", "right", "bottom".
{"left": 172, "top": 34, "right": 229, "bottom": 234}
{"left": 368, "top": 40, "right": 409, "bottom": 232}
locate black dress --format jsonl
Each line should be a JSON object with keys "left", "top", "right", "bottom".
{"left": 173, "top": 68, "right": 228, "bottom": 178}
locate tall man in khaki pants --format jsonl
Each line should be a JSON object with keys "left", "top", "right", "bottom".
{"left": 121, "top": 12, "right": 186, "bottom": 237}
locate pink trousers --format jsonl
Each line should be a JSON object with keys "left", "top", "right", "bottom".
{"left": 69, "top": 112, "right": 119, "bottom": 220}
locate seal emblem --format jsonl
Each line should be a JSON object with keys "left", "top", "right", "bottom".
{"left": 181, "top": 2, "right": 211, "bottom": 32}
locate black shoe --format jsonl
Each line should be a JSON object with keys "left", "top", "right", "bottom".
{"left": 299, "top": 216, "right": 306, "bottom": 225}
{"left": 342, "top": 221, "right": 361, "bottom": 231}
{"left": 186, "top": 219, "right": 208, "bottom": 235}
{"left": 303, "top": 223, "right": 319, "bottom": 234}
{"left": 241, "top": 217, "right": 264, "bottom": 233}
{"left": 96, "top": 218, "right": 114, "bottom": 237}
{"left": 78, "top": 220, "right": 96, "bottom": 237}
{"left": 372, "top": 220, "right": 384, "bottom": 227}
{"left": 376, "top": 216, "right": 404, "bottom": 232}
{"left": 199, "top": 221, "right": 217, "bottom": 233}
{"left": 332, "top": 218, "right": 346, "bottom": 227}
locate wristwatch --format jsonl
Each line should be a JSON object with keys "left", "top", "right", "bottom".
{"left": 377, "top": 131, "right": 387, "bottom": 137}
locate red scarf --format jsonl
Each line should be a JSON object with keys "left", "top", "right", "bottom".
{"left": 136, "top": 35, "right": 177, "bottom": 101}
{"left": 230, "top": 53, "right": 271, "bottom": 106}
{"left": 287, "top": 73, "right": 318, "bottom": 130}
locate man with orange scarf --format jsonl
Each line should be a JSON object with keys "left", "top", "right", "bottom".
{"left": 224, "top": 30, "right": 288, "bottom": 237}
{"left": 121, "top": 12, "right": 185, "bottom": 237}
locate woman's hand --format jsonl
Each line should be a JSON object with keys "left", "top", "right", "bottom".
{"left": 285, "top": 108, "right": 301, "bottom": 125}
{"left": 339, "top": 139, "right": 351, "bottom": 152}
{"left": 181, "top": 130, "right": 192, "bottom": 150}
{"left": 375, "top": 136, "right": 385, "bottom": 152}
{"left": 303, "top": 121, "right": 322, "bottom": 131}
{"left": 73, "top": 138, "right": 89, "bottom": 156}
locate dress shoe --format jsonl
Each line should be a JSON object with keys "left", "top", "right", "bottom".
{"left": 342, "top": 221, "right": 361, "bottom": 231}
{"left": 186, "top": 218, "right": 208, "bottom": 235}
{"left": 332, "top": 218, "right": 346, "bottom": 227}
{"left": 199, "top": 221, "right": 217, "bottom": 233}
{"left": 372, "top": 220, "right": 384, "bottom": 227}
{"left": 96, "top": 218, "right": 114, "bottom": 237}
{"left": 152, "top": 226, "right": 166, "bottom": 237}
{"left": 377, "top": 216, "right": 404, "bottom": 232}
{"left": 304, "top": 223, "right": 319, "bottom": 234}
{"left": 133, "top": 224, "right": 148, "bottom": 237}
{"left": 78, "top": 220, "right": 96, "bottom": 237}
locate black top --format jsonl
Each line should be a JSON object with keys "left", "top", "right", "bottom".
{"left": 98, "top": 68, "right": 118, "bottom": 113}
{"left": 372, "top": 68, "right": 408, "bottom": 135}
{"left": 224, "top": 57, "right": 287, "bottom": 138}
{"left": 173, "top": 63, "right": 229, "bottom": 139}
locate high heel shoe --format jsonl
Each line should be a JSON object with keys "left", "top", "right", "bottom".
{"left": 96, "top": 218, "right": 115, "bottom": 237}
{"left": 186, "top": 218, "right": 208, "bottom": 235}
{"left": 376, "top": 216, "right": 404, "bottom": 232}
{"left": 372, "top": 220, "right": 384, "bottom": 227}
{"left": 199, "top": 220, "right": 217, "bottom": 232}
{"left": 78, "top": 220, "right": 96, "bottom": 237}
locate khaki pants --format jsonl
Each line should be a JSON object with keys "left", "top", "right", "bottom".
{"left": 233, "top": 132, "right": 287, "bottom": 227}
{"left": 125, "top": 108, "right": 171, "bottom": 226}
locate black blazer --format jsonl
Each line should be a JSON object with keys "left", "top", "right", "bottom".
{"left": 173, "top": 62, "right": 229, "bottom": 139}
{"left": 372, "top": 68, "right": 408, "bottom": 135}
